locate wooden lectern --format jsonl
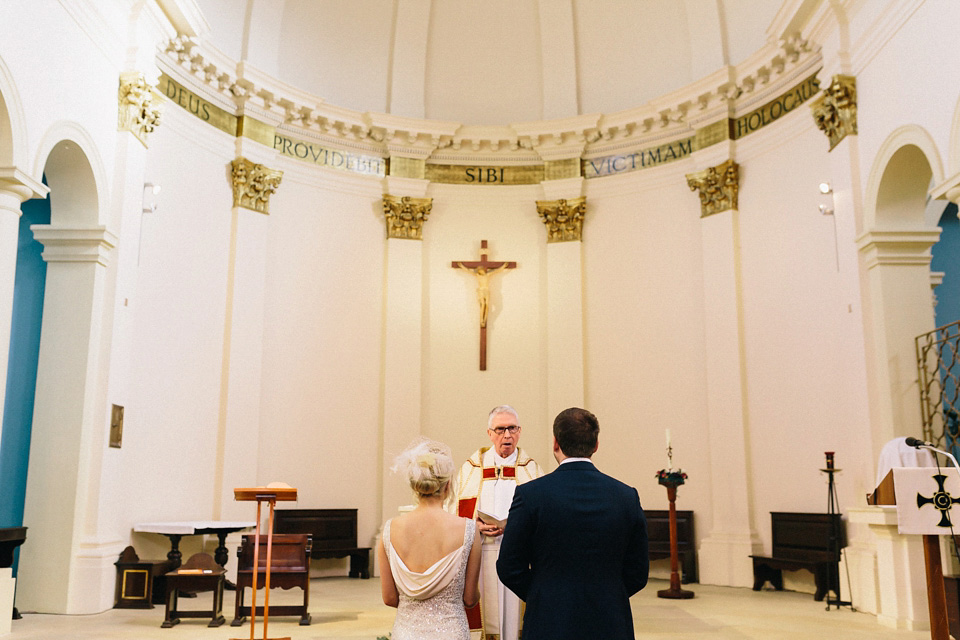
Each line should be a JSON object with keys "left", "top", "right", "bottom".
{"left": 872, "top": 469, "right": 950, "bottom": 640}
{"left": 232, "top": 486, "right": 298, "bottom": 640}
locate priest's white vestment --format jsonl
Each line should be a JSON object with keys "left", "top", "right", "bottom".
{"left": 454, "top": 446, "right": 543, "bottom": 640}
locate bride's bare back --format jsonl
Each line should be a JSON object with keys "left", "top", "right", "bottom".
{"left": 390, "top": 508, "right": 470, "bottom": 572}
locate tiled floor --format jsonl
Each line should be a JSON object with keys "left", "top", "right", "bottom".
{"left": 6, "top": 577, "right": 932, "bottom": 639}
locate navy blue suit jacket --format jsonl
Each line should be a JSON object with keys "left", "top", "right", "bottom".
{"left": 496, "top": 460, "right": 649, "bottom": 640}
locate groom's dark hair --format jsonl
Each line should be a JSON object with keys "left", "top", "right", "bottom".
{"left": 553, "top": 407, "right": 599, "bottom": 458}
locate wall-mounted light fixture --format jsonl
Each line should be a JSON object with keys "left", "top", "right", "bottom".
{"left": 818, "top": 182, "right": 834, "bottom": 215}
{"left": 142, "top": 182, "right": 161, "bottom": 213}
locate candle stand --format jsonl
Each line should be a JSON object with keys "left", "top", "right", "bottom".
{"left": 655, "top": 469, "right": 694, "bottom": 599}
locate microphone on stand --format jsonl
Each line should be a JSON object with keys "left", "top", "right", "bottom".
{"left": 904, "top": 437, "right": 960, "bottom": 485}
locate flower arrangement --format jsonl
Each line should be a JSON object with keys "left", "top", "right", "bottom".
{"left": 656, "top": 468, "right": 688, "bottom": 487}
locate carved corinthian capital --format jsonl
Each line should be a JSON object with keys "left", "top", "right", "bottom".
{"left": 230, "top": 157, "right": 283, "bottom": 214}
{"left": 118, "top": 71, "right": 162, "bottom": 147}
{"left": 382, "top": 194, "right": 432, "bottom": 239}
{"left": 811, "top": 74, "right": 857, "bottom": 151}
{"left": 536, "top": 197, "right": 586, "bottom": 243}
{"left": 686, "top": 159, "right": 739, "bottom": 217}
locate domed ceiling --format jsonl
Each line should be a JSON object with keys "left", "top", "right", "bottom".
{"left": 192, "top": 0, "right": 789, "bottom": 126}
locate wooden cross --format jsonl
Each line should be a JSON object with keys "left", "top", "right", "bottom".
{"left": 451, "top": 240, "right": 516, "bottom": 371}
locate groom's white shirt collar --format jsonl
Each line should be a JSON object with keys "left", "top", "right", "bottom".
{"left": 559, "top": 457, "right": 593, "bottom": 465}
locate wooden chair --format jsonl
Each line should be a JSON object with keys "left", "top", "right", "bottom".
{"left": 161, "top": 552, "right": 226, "bottom": 628}
{"left": 231, "top": 533, "right": 312, "bottom": 626}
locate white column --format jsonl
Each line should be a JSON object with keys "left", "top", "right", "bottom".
{"left": 857, "top": 229, "right": 940, "bottom": 458}
{"left": 0, "top": 169, "right": 47, "bottom": 433}
{"left": 696, "top": 206, "right": 761, "bottom": 587}
{"left": 540, "top": 178, "right": 585, "bottom": 420}
{"left": 215, "top": 203, "right": 270, "bottom": 520}
{"left": 16, "top": 225, "right": 116, "bottom": 614}
{"left": 380, "top": 177, "right": 428, "bottom": 524}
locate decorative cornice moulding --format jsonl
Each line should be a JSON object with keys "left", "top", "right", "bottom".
{"left": 156, "top": 28, "right": 822, "bottom": 165}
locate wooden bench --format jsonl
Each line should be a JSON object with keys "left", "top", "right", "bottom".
{"left": 750, "top": 512, "right": 844, "bottom": 601}
{"left": 275, "top": 509, "right": 371, "bottom": 579}
{"left": 645, "top": 510, "right": 696, "bottom": 583}
{"left": 231, "top": 533, "right": 312, "bottom": 626}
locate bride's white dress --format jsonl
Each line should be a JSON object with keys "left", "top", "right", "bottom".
{"left": 383, "top": 517, "right": 476, "bottom": 640}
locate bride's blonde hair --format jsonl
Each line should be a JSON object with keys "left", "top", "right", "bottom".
{"left": 392, "top": 437, "right": 455, "bottom": 499}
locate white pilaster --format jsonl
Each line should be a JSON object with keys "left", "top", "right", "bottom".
{"left": 857, "top": 228, "right": 940, "bottom": 455}
{"left": 216, "top": 204, "right": 270, "bottom": 520}
{"left": 17, "top": 225, "right": 116, "bottom": 614}
{"left": 0, "top": 169, "right": 47, "bottom": 435}
{"left": 696, "top": 207, "right": 761, "bottom": 587}
{"left": 380, "top": 177, "right": 428, "bottom": 523}
{"left": 540, "top": 178, "right": 585, "bottom": 419}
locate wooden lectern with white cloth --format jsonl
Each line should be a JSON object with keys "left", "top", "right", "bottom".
{"left": 872, "top": 467, "right": 958, "bottom": 640}
{"left": 232, "top": 485, "right": 298, "bottom": 640}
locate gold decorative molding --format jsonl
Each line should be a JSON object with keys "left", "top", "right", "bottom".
{"left": 230, "top": 157, "right": 283, "bottom": 214}
{"left": 118, "top": 72, "right": 162, "bottom": 147}
{"left": 536, "top": 197, "right": 586, "bottom": 243}
{"left": 382, "top": 194, "right": 432, "bottom": 239}
{"left": 811, "top": 74, "right": 857, "bottom": 151}
{"left": 686, "top": 160, "right": 739, "bottom": 218}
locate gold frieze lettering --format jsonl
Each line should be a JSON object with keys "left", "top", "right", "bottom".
{"left": 273, "top": 133, "right": 386, "bottom": 176}
{"left": 536, "top": 197, "right": 587, "bottom": 243}
{"left": 732, "top": 72, "right": 821, "bottom": 139}
{"left": 230, "top": 157, "right": 283, "bottom": 214}
{"left": 425, "top": 164, "right": 544, "bottom": 185}
{"left": 118, "top": 72, "right": 162, "bottom": 147}
{"left": 686, "top": 159, "right": 739, "bottom": 218}
{"left": 583, "top": 137, "right": 694, "bottom": 179}
{"left": 383, "top": 194, "right": 432, "bottom": 240}
{"left": 159, "top": 73, "right": 238, "bottom": 136}
{"left": 811, "top": 74, "right": 857, "bottom": 151}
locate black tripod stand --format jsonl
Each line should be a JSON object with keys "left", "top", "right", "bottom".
{"left": 823, "top": 452, "right": 854, "bottom": 611}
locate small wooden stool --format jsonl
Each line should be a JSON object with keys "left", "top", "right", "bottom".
{"left": 162, "top": 553, "right": 226, "bottom": 628}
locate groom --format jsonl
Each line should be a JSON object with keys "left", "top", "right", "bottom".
{"left": 496, "top": 407, "right": 649, "bottom": 640}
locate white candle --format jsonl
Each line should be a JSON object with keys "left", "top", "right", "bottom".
{"left": 665, "top": 429, "right": 672, "bottom": 469}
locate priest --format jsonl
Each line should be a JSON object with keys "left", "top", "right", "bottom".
{"left": 453, "top": 405, "right": 544, "bottom": 640}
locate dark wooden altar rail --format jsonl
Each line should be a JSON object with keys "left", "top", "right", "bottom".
{"left": 645, "top": 510, "right": 696, "bottom": 583}
{"left": 750, "top": 511, "right": 844, "bottom": 601}
{"left": 274, "top": 509, "right": 371, "bottom": 579}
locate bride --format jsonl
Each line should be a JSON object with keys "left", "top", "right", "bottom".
{"left": 378, "top": 438, "right": 482, "bottom": 639}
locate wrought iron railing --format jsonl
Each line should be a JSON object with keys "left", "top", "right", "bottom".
{"left": 916, "top": 319, "right": 960, "bottom": 447}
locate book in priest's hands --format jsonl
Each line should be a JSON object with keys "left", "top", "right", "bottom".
{"left": 477, "top": 510, "right": 507, "bottom": 528}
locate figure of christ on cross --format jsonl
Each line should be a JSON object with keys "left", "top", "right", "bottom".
{"left": 452, "top": 240, "right": 516, "bottom": 370}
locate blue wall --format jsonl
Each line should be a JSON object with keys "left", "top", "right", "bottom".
{"left": 0, "top": 190, "right": 49, "bottom": 573}
{"left": 933, "top": 203, "right": 960, "bottom": 329}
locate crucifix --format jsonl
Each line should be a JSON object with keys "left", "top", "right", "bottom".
{"left": 451, "top": 240, "right": 516, "bottom": 371}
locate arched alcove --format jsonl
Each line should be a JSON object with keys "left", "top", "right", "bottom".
{"left": 17, "top": 130, "right": 115, "bottom": 613}
{"left": 0, "top": 55, "right": 26, "bottom": 168}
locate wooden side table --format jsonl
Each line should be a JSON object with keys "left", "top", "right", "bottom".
{"left": 161, "top": 553, "right": 226, "bottom": 628}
